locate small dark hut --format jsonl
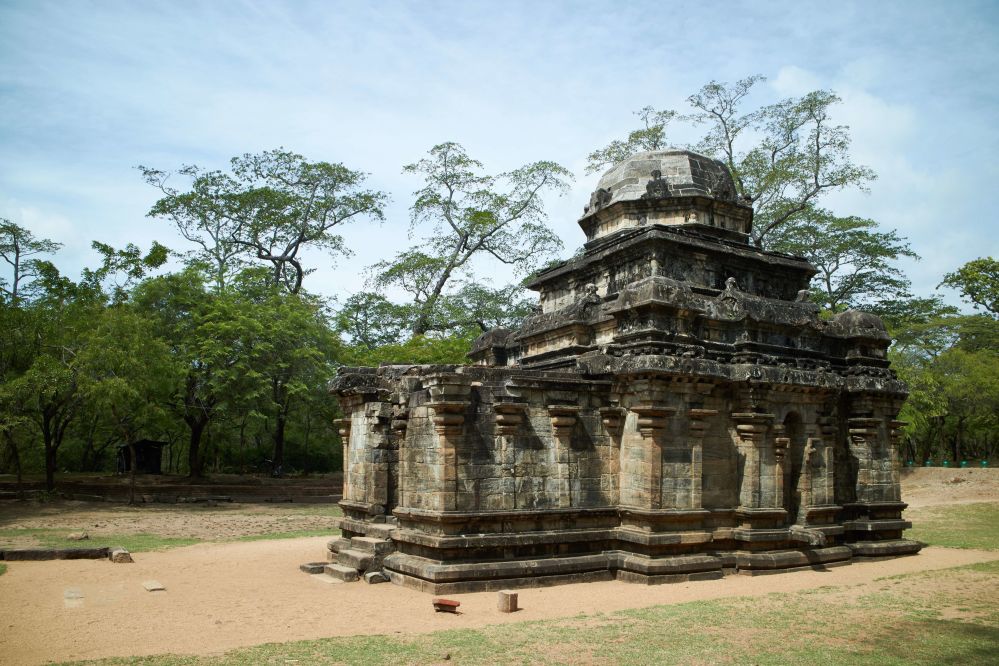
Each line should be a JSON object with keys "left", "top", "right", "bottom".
{"left": 116, "top": 440, "right": 166, "bottom": 475}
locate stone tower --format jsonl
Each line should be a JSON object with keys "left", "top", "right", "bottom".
{"left": 329, "top": 150, "right": 921, "bottom": 593}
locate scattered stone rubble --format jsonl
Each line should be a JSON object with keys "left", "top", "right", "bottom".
{"left": 323, "top": 150, "right": 922, "bottom": 593}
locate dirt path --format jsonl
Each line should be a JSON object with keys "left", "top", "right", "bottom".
{"left": 0, "top": 539, "right": 996, "bottom": 665}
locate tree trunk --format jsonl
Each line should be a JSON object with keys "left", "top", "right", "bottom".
{"left": 44, "top": 440, "right": 57, "bottom": 492}
{"left": 272, "top": 411, "right": 286, "bottom": 477}
{"left": 187, "top": 417, "right": 207, "bottom": 478}
{"left": 128, "top": 441, "right": 137, "bottom": 505}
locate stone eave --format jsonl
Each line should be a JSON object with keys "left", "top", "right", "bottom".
{"left": 526, "top": 223, "right": 816, "bottom": 291}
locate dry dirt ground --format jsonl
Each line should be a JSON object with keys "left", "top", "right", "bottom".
{"left": 0, "top": 469, "right": 996, "bottom": 665}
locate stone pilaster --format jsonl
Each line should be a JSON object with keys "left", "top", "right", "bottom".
{"left": 495, "top": 401, "right": 528, "bottom": 510}
{"left": 687, "top": 408, "right": 717, "bottom": 510}
{"left": 425, "top": 374, "right": 471, "bottom": 512}
{"left": 630, "top": 404, "right": 676, "bottom": 509}
{"left": 732, "top": 412, "right": 775, "bottom": 510}
{"left": 547, "top": 405, "right": 581, "bottom": 508}
{"left": 848, "top": 417, "right": 881, "bottom": 503}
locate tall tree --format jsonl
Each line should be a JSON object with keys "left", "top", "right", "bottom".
{"left": 768, "top": 208, "right": 918, "bottom": 313}
{"left": 939, "top": 257, "right": 999, "bottom": 316}
{"left": 0, "top": 219, "right": 61, "bottom": 304}
{"left": 253, "top": 289, "right": 338, "bottom": 474}
{"left": 372, "top": 142, "right": 571, "bottom": 336}
{"left": 585, "top": 107, "right": 677, "bottom": 174}
{"left": 587, "top": 75, "right": 876, "bottom": 248}
{"left": 141, "top": 149, "right": 387, "bottom": 294}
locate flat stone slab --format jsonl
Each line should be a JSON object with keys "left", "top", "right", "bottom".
{"left": 1, "top": 547, "right": 110, "bottom": 561}
{"left": 299, "top": 561, "right": 327, "bottom": 574}
{"left": 142, "top": 580, "right": 165, "bottom": 592}
{"left": 310, "top": 573, "right": 343, "bottom": 584}
{"left": 63, "top": 588, "right": 84, "bottom": 608}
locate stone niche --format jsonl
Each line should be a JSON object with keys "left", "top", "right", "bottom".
{"left": 331, "top": 149, "right": 921, "bottom": 594}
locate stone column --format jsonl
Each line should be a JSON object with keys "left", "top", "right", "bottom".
{"left": 848, "top": 417, "right": 880, "bottom": 504}
{"left": 773, "top": 428, "right": 790, "bottom": 514}
{"left": 687, "top": 409, "right": 718, "bottom": 510}
{"left": 732, "top": 412, "right": 775, "bottom": 510}
{"left": 547, "top": 405, "right": 581, "bottom": 508}
{"left": 818, "top": 414, "right": 837, "bottom": 507}
{"left": 495, "top": 402, "right": 528, "bottom": 510}
{"left": 631, "top": 404, "right": 676, "bottom": 510}
{"left": 425, "top": 374, "right": 471, "bottom": 512}
{"left": 599, "top": 406, "right": 625, "bottom": 504}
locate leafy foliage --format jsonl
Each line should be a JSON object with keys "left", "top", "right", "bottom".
{"left": 141, "top": 149, "right": 387, "bottom": 294}
{"left": 940, "top": 257, "right": 999, "bottom": 316}
{"left": 587, "top": 75, "right": 875, "bottom": 249}
{"left": 370, "top": 142, "right": 569, "bottom": 336}
{"left": 769, "top": 208, "right": 918, "bottom": 312}
{"left": 585, "top": 106, "right": 677, "bottom": 174}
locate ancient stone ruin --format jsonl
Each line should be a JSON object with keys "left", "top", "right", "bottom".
{"left": 327, "top": 149, "right": 922, "bottom": 593}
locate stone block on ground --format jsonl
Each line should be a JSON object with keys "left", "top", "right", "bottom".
{"left": 109, "top": 547, "right": 133, "bottom": 563}
{"left": 433, "top": 597, "right": 461, "bottom": 613}
{"left": 142, "top": 580, "right": 165, "bottom": 592}
{"left": 364, "top": 570, "right": 389, "bottom": 584}
{"left": 66, "top": 532, "right": 89, "bottom": 541}
{"left": 497, "top": 589, "right": 518, "bottom": 612}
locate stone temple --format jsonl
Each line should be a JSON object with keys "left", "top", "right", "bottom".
{"left": 327, "top": 150, "right": 922, "bottom": 593}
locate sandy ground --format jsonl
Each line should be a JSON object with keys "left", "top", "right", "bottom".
{"left": 0, "top": 468, "right": 996, "bottom": 665}
{"left": 900, "top": 467, "right": 999, "bottom": 508}
{"left": 1, "top": 540, "right": 996, "bottom": 665}
{"left": 0, "top": 502, "right": 339, "bottom": 548}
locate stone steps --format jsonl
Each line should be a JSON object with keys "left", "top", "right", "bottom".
{"left": 307, "top": 527, "right": 398, "bottom": 584}
{"left": 324, "top": 563, "right": 360, "bottom": 582}
{"left": 337, "top": 548, "right": 374, "bottom": 571}
{"left": 351, "top": 536, "right": 394, "bottom": 554}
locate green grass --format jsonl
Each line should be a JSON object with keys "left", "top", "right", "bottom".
{"left": 907, "top": 502, "right": 999, "bottom": 550}
{"left": 61, "top": 555, "right": 999, "bottom": 666}
{"left": 0, "top": 562, "right": 6, "bottom": 576}
{"left": 0, "top": 528, "right": 200, "bottom": 552}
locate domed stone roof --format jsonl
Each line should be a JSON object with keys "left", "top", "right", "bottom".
{"left": 583, "top": 150, "right": 742, "bottom": 217}
{"left": 832, "top": 309, "right": 887, "bottom": 332}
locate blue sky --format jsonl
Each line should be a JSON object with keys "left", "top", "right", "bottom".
{"left": 1, "top": 0, "right": 997, "bottom": 309}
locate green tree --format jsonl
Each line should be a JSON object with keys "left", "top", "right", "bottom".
{"left": 77, "top": 304, "right": 177, "bottom": 501}
{"left": 768, "top": 208, "right": 918, "bottom": 313}
{"left": 0, "top": 219, "right": 61, "bottom": 304}
{"left": 132, "top": 268, "right": 269, "bottom": 477}
{"left": 334, "top": 292, "right": 411, "bottom": 350}
{"left": 254, "top": 289, "right": 339, "bottom": 474}
{"left": 585, "top": 107, "right": 677, "bottom": 174}
{"left": 587, "top": 75, "right": 876, "bottom": 248}
{"left": 141, "top": 149, "right": 387, "bottom": 294}
{"left": 372, "top": 142, "right": 570, "bottom": 336}
{"left": 939, "top": 257, "right": 999, "bottom": 316}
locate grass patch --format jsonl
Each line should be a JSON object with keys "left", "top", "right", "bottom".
{"left": 0, "top": 562, "right": 6, "bottom": 576}
{"left": 0, "top": 528, "right": 200, "bottom": 552}
{"left": 64, "top": 558, "right": 999, "bottom": 666}
{"left": 907, "top": 502, "right": 999, "bottom": 550}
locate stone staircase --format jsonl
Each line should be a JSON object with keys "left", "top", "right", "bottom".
{"left": 304, "top": 518, "right": 397, "bottom": 584}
